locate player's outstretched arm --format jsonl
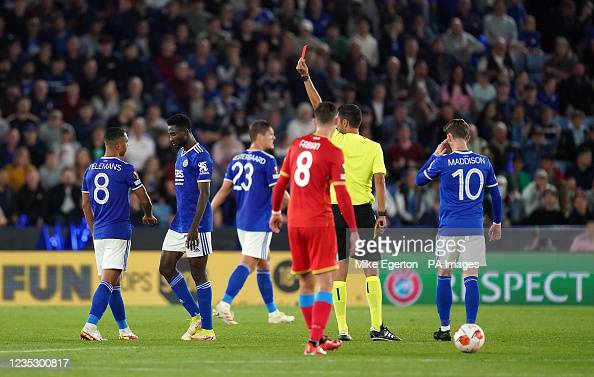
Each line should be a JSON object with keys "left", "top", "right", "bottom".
{"left": 132, "top": 185, "right": 157, "bottom": 225}
{"left": 187, "top": 181, "right": 210, "bottom": 250}
{"left": 211, "top": 180, "right": 233, "bottom": 212}
{"left": 81, "top": 192, "right": 94, "bottom": 235}
{"left": 487, "top": 185, "right": 503, "bottom": 241}
{"left": 296, "top": 58, "right": 322, "bottom": 110}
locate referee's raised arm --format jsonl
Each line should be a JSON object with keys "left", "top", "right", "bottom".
{"left": 296, "top": 58, "right": 322, "bottom": 110}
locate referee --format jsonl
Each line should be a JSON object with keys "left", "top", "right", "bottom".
{"left": 296, "top": 58, "right": 400, "bottom": 342}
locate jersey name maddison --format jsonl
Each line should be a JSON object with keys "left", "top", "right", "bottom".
{"left": 82, "top": 157, "right": 142, "bottom": 240}
{"left": 171, "top": 143, "right": 213, "bottom": 233}
{"left": 422, "top": 151, "right": 498, "bottom": 231}
{"left": 224, "top": 150, "right": 278, "bottom": 232}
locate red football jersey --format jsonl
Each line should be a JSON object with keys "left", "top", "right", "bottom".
{"left": 280, "top": 133, "right": 346, "bottom": 228}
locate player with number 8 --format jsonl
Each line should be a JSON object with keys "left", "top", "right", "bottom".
{"left": 80, "top": 127, "right": 157, "bottom": 341}
{"left": 269, "top": 102, "right": 360, "bottom": 356}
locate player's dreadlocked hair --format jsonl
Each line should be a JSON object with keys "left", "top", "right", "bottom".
{"left": 443, "top": 118, "right": 471, "bottom": 139}
{"left": 314, "top": 101, "right": 338, "bottom": 125}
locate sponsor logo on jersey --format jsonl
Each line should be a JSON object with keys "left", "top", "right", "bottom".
{"left": 384, "top": 269, "right": 422, "bottom": 306}
{"left": 198, "top": 161, "right": 209, "bottom": 175}
{"left": 175, "top": 169, "right": 184, "bottom": 185}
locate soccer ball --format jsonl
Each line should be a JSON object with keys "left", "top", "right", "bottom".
{"left": 453, "top": 324, "right": 485, "bottom": 353}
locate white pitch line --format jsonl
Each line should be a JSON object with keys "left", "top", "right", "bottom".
{"left": 0, "top": 347, "right": 103, "bottom": 354}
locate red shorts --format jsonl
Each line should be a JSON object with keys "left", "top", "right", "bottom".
{"left": 288, "top": 226, "right": 338, "bottom": 275}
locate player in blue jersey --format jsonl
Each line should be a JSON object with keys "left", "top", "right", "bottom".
{"left": 80, "top": 127, "right": 157, "bottom": 341}
{"left": 210, "top": 120, "right": 294, "bottom": 325}
{"left": 416, "top": 119, "right": 502, "bottom": 341}
{"left": 158, "top": 114, "right": 216, "bottom": 341}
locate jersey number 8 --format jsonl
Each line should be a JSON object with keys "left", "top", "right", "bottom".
{"left": 294, "top": 151, "right": 313, "bottom": 187}
{"left": 94, "top": 173, "right": 110, "bottom": 205}
{"left": 452, "top": 168, "right": 484, "bottom": 201}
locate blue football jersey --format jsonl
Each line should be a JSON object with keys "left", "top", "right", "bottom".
{"left": 224, "top": 150, "right": 279, "bottom": 232}
{"left": 170, "top": 143, "right": 213, "bottom": 233}
{"left": 82, "top": 157, "right": 143, "bottom": 240}
{"left": 422, "top": 151, "right": 498, "bottom": 232}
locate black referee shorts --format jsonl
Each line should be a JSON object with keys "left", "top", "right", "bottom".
{"left": 332, "top": 203, "right": 380, "bottom": 261}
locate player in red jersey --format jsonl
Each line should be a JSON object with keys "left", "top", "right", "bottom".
{"left": 270, "top": 102, "right": 360, "bottom": 356}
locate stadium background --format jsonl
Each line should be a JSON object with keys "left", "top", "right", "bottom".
{"left": 0, "top": 0, "right": 593, "bottom": 308}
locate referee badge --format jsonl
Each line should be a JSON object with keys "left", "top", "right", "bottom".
{"left": 182, "top": 159, "right": 188, "bottom": 167}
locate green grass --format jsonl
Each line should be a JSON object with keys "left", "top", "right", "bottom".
{"left": 0, "top": 305, "right": 593, "bottom": 377}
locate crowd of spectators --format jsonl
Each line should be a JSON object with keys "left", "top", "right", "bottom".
{"left": 0, "top": 0, "right": 593, "bottom": 230}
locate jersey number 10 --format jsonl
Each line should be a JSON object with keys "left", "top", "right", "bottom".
{"left": 451, "top": 168, "right": 484, "bottom": 201}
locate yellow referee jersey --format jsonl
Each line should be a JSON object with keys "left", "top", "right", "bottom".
{"left": 330, "top": 129, "right": 386, "bottom": 205}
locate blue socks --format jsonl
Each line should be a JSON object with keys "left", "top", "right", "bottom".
{"left": 197, "top": 281, "right": 213, "bottom": 330}
{"left": 222, "top": 265, "right": 278, "bottom": 314}
{"left": 109, "top": 286, "right": 128, "bottom": 329}
{"left": 464, "top": 276, "right": 480, "bottom": 324}
{"left": 222, "top": 264, "right": 251, "bottom": 305}
{"left": 88, "top": 281, "right": 113, "bottom": 325}
{"left": 436, "top": 276, "right": 452, "bottom": 327}
{"left": 315, "top": 290, "right": 333, "bottom": 305}
{"left": 169, "top": 272, "right": 199, "bottom": 317}
{"left": 256, "top": 270, "right": 277, "bottom": 313}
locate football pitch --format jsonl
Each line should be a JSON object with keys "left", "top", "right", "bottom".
{"left": 1, "top": 305, "right": 593, "bottom": 377}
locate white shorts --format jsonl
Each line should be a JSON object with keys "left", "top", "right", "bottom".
{"left": 93, "top": 239, "right": 131, "bottom": 275}
{"left": 162, "top": 229, "right": 212, "bottom": 258}
{"left": 237, "top": 230, "right": 272, "bottom": 259}
{"left": 435, "top": 235, "right": 486, "bottom": 268}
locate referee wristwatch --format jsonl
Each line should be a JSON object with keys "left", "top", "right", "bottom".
{"left": 377, "top": 211, "right": 386, "bottom": 217}
{"left": 301, "top": 75, "right": 309, "bottom": 82}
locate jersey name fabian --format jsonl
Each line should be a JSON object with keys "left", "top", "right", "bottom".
{"left": 82, "top": 157, "right": 142, "bottom": 240}
{"left": 170, "top": 143, "right": 213, "bottom": 233}
{"left": 224, "top": 150, "right": 279, "bottom": 232}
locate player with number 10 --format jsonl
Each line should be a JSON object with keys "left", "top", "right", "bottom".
{"left": 416, "top": 119, "right": 502, "bottom": 341}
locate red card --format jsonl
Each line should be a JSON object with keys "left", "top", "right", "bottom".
{"left": 300, "top": 44, "right": 308, "bottom": 59}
